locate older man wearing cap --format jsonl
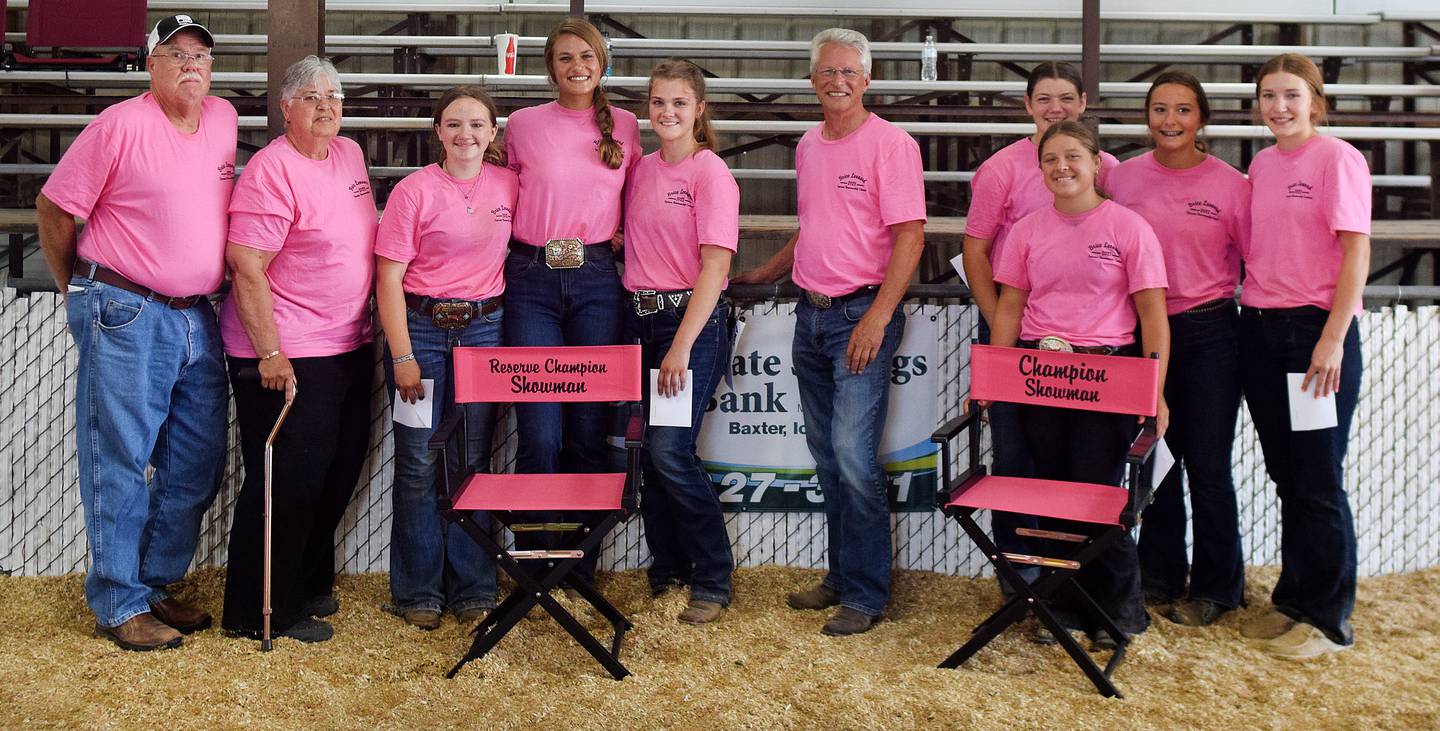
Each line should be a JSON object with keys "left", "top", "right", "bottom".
{"left": 735, "top": 28, "right": 926, "bottom": 636}
{"left": 35, "top": 14, "right": 237, "bottom": 651}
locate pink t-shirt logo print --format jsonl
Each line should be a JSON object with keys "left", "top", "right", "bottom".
{"left": 1086, "top": 241, "right": 1123, "bottom": 264}
{"left": 217, "top": 162, "right": 236, "bottom": 181}
{"left": 663, "top": 188, "right": 694, "bottom": 208}
{"left": 1186, "top": 200, "right": 1221, "bottom": 221}
{"left": 837, "top": 172, "right": 868, "bottom": 192}
{"left": 1286, "top": 181, "right": 1315, "bottom": 200}
{"left": 491, "top": 204, "right": 513, "bottom": 223}
{"left": 348, "top": 179, "right": 372, "bottom": 198}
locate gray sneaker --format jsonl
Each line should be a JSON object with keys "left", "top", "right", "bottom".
{"left": 1168, "top": 599, "right": 1229, "bottom": 627}
{"left": 786, "top": 584, "right": 840, "bottom": 611}
{"left": 821, "top": 606, "right": 878, "bottom": 636}
{"left": 1241, "top": 608, "right": 1297, "bottom": 640}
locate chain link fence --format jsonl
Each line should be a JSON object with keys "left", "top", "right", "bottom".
{"left": 2, "top": 287, "right": 1437, "bottom": 580}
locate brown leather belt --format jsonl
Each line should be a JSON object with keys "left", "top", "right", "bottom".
{"left": 71, "top": 259, "right": 203, "bottom": 309}
{"left": 404, "top": 292, "right": 502, "bottom": 318}
{"left": 1017, "top": 339, "right": 1137, "bottom": 356}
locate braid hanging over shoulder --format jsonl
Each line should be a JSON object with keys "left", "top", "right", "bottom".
{"left": 592, "top": 86, "right": 624, "bottom": 169}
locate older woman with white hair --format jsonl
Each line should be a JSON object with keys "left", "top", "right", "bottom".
{"left": 219, "top": 55, "right": 377, "bottom": 644}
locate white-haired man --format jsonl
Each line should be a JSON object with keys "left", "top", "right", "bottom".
{"left": 35, "top": 14, "right": 237, "bottom": 651}
{"left": 736, "top": 28, "right": 927, "bottom": 635}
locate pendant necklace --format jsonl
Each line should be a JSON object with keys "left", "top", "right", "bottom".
{"left": 444, "top": 163, "right": 481, "bottom": 214}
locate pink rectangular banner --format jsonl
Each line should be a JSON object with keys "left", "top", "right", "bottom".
{"left": 969, "top": 344, "right": 1158, "bottom": 416}
{"left": 453, "top": 345, "right": 642, "bottom": 403}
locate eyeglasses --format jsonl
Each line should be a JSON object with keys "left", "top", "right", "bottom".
{"left": 151, "top": 50, "right": 214, "bottom": 66}
{"left": 294, "top": 91, "right": 345, "bottom": 105}
{"left": 814, "top": 67, "right": 864, "bottom": 80}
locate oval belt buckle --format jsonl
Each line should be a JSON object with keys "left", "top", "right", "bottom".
{"left": 1038, "top": 335, "right": 1073, "bottom": 353}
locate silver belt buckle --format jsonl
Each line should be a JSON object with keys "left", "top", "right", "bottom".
{"left": 805, "top": 290, "right": 833, "bottom": 309}
{"left": 1038, "top": 336, "right": 1074, "bottom": 353}
{"left": 545, "top": 238, "right": 585, "bottom": 269}
{"left": 633, "top": 289, "right": 660, "bottom": 316}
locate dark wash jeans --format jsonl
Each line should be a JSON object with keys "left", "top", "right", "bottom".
{"left": 976, "top": 318, "right": 1039, "bottom": 584}
{"left": 502, "top": 244, "right": 624, "bottom": 581}
{"left": 383, "top": 305, "right": 502, "bottom": 614}
{"left": 626, "top": 301, "right": 734, "bottom": 604}
{"left": 1017, "top": 403, "right": 1150, "bottom": 636}
{"left": 793, "top": 292, "right": 906, "bottom": 617}
{"left": 1239, "top": 306, "right": 1361, "bottom": 645}
{"left": 1138, "top": 304, "right": 1245, "bottom": 608}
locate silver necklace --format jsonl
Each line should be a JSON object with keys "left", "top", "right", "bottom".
{"left": 443, "top": 163, "right": 481, "bottom": 214}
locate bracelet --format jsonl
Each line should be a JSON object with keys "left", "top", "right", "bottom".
{"left": 392, "top": 353, "right": 416, "bottom": 365}
{"left": 259, "top": 350, "right": 282, "bottom": 361}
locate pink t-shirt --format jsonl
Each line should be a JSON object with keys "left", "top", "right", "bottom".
{"left": 374, "top": 163, "right": 517, "bottom": 301}
{"left": 219, "top": 135, "right": 378, "bottom": 358}
{"left": 622, "top": 149, "right": 740, "bottom": 292}
{"left": 505, "top": 101, "right": 642, "bottom": 246}
{"left": 966, "top": 136, "right": 1119, "bottom": 268}
{"left": 1242, "top": 135, "right": 1371, "bottom": 314}
{"left": 1108, "top": 152, "right": 1250, "bottom": 315}
{"left": 41, "top": 93, "right": 238, "bottom": 297}
{"left": 793, "top": 113, "right": 927, "bottom": 297}
{"left": 994, "top": 200, "right": 1169, "bottom": 346}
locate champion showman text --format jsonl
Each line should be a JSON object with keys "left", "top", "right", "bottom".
{"left": 1017, "top": 353, "right": 1108, "bottom": 403}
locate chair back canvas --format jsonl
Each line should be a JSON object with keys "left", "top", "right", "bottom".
{"left": 26, "top": 0, "right": 147, "bottom": 48}
{"left": 969, "top": 344, "right": 1158, "bottom": 417}
{"left": 453, "top": 345, "right": 642, "bottom": 404}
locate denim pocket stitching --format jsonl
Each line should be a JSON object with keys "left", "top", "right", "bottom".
{"left": 97, "top": 297, "right": 144, "bottom": 331}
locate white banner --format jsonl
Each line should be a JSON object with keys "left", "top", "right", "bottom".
{"left": 697, "top": 303, "right": 941, "bottom": 511}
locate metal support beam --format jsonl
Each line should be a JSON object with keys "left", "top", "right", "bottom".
{"left": 1081, "top": 0, "right": 1100, "bottom": 104}
{"left": 268, "top": 0, "right": 325, "bottom": 137}
{"left": 570, "top": 1, "right": 584, "bottom": 18}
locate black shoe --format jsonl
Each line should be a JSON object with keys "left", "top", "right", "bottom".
{"left": 225, "top": 617, "right": 334, "bottom": 644}
{"left": 278, "top": 618, "right": 334, "bottom": 643}
{"left": 1090, "top": 629, "right": 1120, "bottom": 652}
{"left": 303, "top": 595, "right": 339, "bottom": 618}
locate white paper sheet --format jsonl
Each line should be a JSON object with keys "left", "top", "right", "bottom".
{"left": 949, "top": 252, "right": 969, "bottom": 288}
{"left": 392, "top": 378, "right": 435, "bottom": 429}
{"left": 649, "top": 368, "right": 693, "bottom": 427}
{"left": 1287, "top": 372, "right": 1338, "bottom": 431}
{"left": 1149, "top": 437, "right": 1176, "bottom": 486}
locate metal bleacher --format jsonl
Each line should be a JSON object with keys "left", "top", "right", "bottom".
{"left": 1, "top": 0, "right": 1438, "bottom": 287}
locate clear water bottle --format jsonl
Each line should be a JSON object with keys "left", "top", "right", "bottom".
{"left": 920, "top": 33, "right": 938, "bottom": 82}
{"left": 603, "top": 31, "right": 613, "bottom": 78}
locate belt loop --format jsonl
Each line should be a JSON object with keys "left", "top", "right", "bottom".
{"left": 84, "top": 259, "right": 98, "bottom": 280}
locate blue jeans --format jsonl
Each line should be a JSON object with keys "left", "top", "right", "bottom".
{"left": 976, "top": 318, "right": 1039, "bottom": 585}
{"left": 65, "top": 278, "right": 228, "bottom": 627}
{"left": 1239, "top": 306, "right": 1361, "bottom": 645}
{"left": 1139, "top": 304, "right": 1245, "bottom": 607}
{"left": 627, "top": 301, "right": 734, "bottom": 604}
{"left": 383, "top": 304, "right": 502, "bottom": 614}
{"left": 793, "top": 293, "right": 905, "bottom": 617}
{"left": 502, "top": 244, "right": 624, "bottom": 578}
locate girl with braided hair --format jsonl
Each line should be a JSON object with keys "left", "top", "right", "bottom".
{"left": 502, "top": 18, "right": 642, "bottom": 584}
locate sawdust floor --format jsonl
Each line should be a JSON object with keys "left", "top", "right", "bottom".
{"left": 0, "top": 565, "right": 1436, "bottom": 730}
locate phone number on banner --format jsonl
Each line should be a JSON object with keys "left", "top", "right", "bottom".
{"left": 704, "top": 468, "right": 937, "bottom": 512}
